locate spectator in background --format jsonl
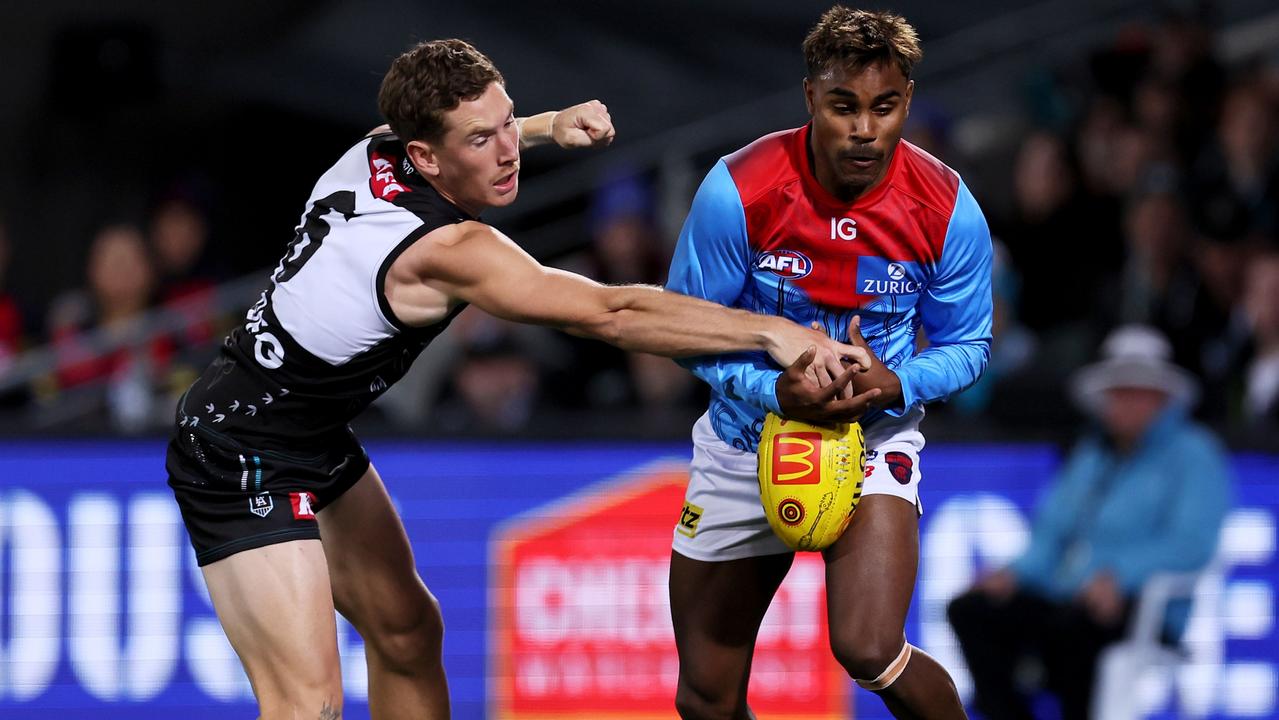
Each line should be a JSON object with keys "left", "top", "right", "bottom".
{"left": 1075, "top": 99, "right": 1130, "bottom": 199}
{"left": 560, "top": 171, "right": 697, "bottom": 411}
{"left": 447, "top": 339, "right": 541, "bottom": 431}
{"left": 1145, "top": 8, "right": 1226, "bottom": 162}
{"left": 998, "top": 131, "right": 1118, "bottom": 365}
{"left": 1086, "top": 9, "right": 1224, "bottom": 169}
{"left": 587, "top": 171, "right": 668, "bottom": 285}
{"left": 902, "top": 98, "right": 953, "bottom": 161}
{"left": 1108, "top": 185, "right": 1226, "bottom": 380}
{"left": 1190, "top": 77, "right": 1279, "bottom": 247}
{"left": 47, "top": 222, "right": 172, "bottom": 430}
{"left": 1074, "top": 102, "right": 1173, "bottom": 205}
{"left": 150, "top": 194, "right": 236, "bottom": 343}
{"left": 432, "top": 309, "right": 547, "bottom": 432}
{"left": 949, "top": 239, "right": 1034, "bottom": 417}
{"left": 0, "top": 221, "right": 27, "bottom": 408}
{"left": 1193, "top": 79, "right": 1278, "bottom": 379}
{"left": 947, "top": 325, "right": 1232, "bottom": 720}
{"left": 148, "top": 194, "right": 233, "bottom": 402}
{"left": 152, "top": 196, "right": 216, "bottom": 297}
{"left": 1187, "top": 78, "right": 1273, "bottom": 415}
{"left": 0, "top": 222, "right": 22, "bottom": 370}
{"left": 1131, "top": 74, "right": 1183, "bottom": 158}
{"left": 1243, "top": 253, "right": 1279, "bottom": 426}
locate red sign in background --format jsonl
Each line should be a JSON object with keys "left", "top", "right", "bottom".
{"left": 490, "top": 462, "right": 851, "bottom": 719}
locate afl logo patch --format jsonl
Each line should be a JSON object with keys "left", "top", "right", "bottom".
{"left": 756, "top": 250, "right": 813, "bottom": 279}
{"left": 884, "top": 451, "right": 914, "bottom": 485}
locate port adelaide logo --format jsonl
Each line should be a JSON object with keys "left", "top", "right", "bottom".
{"left": 756, "top": 250, "right": 813, "bottom": 279}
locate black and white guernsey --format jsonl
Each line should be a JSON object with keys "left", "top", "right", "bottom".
{"left": 177, "top": 133, "right": 471, "bottom": 447}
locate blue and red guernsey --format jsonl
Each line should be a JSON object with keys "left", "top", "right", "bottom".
{"left": 667, "top": 125, "right": 993, "bottom": 452}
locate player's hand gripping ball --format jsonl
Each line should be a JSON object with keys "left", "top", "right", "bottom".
{"left": 757, "top": 413, "right": 865, "bottom": 551}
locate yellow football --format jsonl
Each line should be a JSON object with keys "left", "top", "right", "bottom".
{"left": 756, "top": 413, "right": 865, "bottom": 551}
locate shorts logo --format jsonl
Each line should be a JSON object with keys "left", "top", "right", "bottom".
{"left": 677, "top": 500, "right": 704, "bottom": 538}
{"left": 885, "top": 452, "right": 914, "bottom": 485}
{"left": 249, "top": 491, "right": 274, "bottom": 518}
{"left": 756, "top": 250, "right": 812, "bottom": 279}
{"left": 771, "top": 432, "right": 822, "bottom": 484}
{"left": 291, "top": 491, "right": 317, "bottom": 520}
{"left": 777, "top": 498, "right": 805, "bottom": 526}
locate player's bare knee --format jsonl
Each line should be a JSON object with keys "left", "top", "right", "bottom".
{"left": 256, "top": 667, "right": 343, "bottom": 720}
{"left": 251, "top": 645, "right": 342, "bottom": 693}
{"left": 260, "top": 696, "right": 342, "bottom": 720}
{"left": 847, "top": 640, "right": 914, "bottom": 693}
{"left": 830, "top": 630, "right": 907, "bottom": 682}
{"left": 674, "top": 680, "right": 738, "bottom": 720}
{"left": 363, "top": 590, "right": 445, "bottom": 674}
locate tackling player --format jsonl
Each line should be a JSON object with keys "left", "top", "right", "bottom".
{"left": 666, "top": 7, "right": 993, "bottom": 719}
{"left": 165, "top": 39, "right": 875, "bottom": 720}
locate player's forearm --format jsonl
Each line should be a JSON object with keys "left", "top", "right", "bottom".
{"left": 575, "top": 286, "right": 781, "bottom": 358}
{"left": 517, "top": 111, "right": 558, "bottom": 150}
{"left": 892, "top": 339, "right": 989, "bottom": 413}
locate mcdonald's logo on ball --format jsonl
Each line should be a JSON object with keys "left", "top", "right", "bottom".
{"left": 757, "top": 415, "right": 866, "bottom": 551}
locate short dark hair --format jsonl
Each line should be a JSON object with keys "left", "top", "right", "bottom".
{"left": 803, "top": 6, "right": 923, "bottom": 80}
{"left": 378, "top": 39, "right": 504, "bottom": 143}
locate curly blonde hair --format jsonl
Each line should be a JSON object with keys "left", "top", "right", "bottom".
{"left": 803, "top": 6, "right": 923, "bottom": 80}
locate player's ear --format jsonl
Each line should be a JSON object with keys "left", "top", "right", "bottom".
{"left": 405, "top": 139, "right": 441, "bottom": 178}
{"left": 803, "top": 77, "right": 816, "bottom": 115}
{"left": 904, "top": 80, "right": 914, "bottom": 116}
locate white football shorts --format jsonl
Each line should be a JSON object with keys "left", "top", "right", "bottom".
{"left": 672, "top": 409, "right": 925, "bottom": 561}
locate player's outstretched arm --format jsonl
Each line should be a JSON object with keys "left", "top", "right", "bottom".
{"left": 517, "top": 100, "right": 614, "bottom": 150}
{"left": 413, "top": 222, "right": 869, "bottom": 371}
{"left": 362, "top": 100, "right": 613, "bottom": 148}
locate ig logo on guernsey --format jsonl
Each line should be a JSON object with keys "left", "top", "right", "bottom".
{"left": 757, "top": 250, "right": 813, "bottom": 279}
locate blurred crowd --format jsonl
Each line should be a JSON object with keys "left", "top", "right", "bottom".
{"left": 0, "top": 190, "right": 234, "bottom": 431}
{"left": 0, "top": 10, "right": 1275, "bottom": 443}
{"left": 957, "top": 11, "right": 1279, "bottom": 441}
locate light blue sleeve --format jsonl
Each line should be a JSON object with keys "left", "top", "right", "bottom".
{"left": 666, "top": 160, "right": 782, "bottom": 415}
{"left": 891, "top": 180, "right": 994, "bottom": 414}
{"left": 1107, "top": 430, "right": 1234, "bottom": 592}
{"left": 1009, "top": 440, "right": 1099, "bottom": 590}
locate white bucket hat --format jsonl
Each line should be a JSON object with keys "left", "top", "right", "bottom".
{"left": 1071, "top": 324, "right": 1200, "bottom": 415}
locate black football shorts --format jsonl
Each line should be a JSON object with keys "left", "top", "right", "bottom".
{"left": 166, "top": 424, "right": 369, "bottom": 566}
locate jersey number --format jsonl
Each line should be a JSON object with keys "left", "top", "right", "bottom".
{"left": 248, "top": 190, "right": 356, "bottom": 369}
{"left": 273, "top": 190, "right": 357, "bottom": 284}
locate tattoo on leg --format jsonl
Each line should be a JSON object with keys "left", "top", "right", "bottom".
{"left": 319, "top": 700, "right": 340, "bottom": 720}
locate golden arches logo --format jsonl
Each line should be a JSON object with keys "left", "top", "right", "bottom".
{"left": 772, "top": 433, "right": 821, "bottom": 484}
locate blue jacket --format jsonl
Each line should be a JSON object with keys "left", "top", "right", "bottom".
{"left": 1010, "top": 404, "right": 1233, "bottom": 638}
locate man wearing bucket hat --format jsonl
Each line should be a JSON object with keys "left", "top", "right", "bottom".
{"left": 947, "top": 324, "right": 1233, "bottom": 720}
